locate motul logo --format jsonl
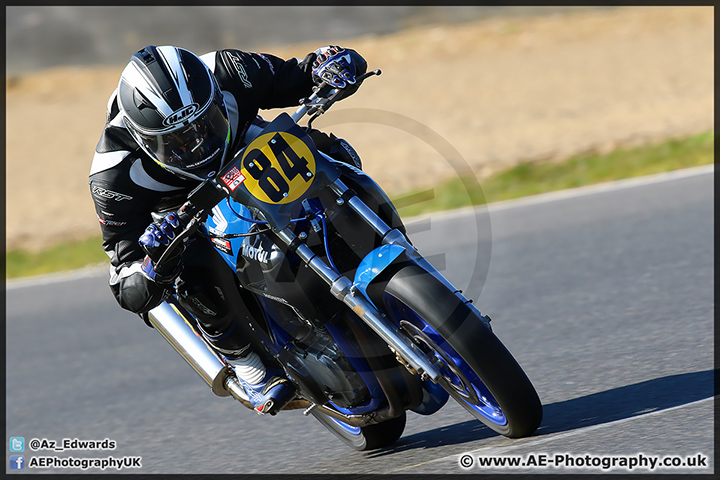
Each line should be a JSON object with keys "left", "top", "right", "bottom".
{"left": 163, "top": 103, "right": 198, "bottom": 126}
{"left": 242, "top": 243, "right": 269, "bottom": 263}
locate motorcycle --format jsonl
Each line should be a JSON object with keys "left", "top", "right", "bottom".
{"left": 145, "top": 68, "right": 543, "bottom": 451}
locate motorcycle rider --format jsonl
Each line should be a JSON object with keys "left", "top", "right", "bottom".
{"left": 89, "top": 44, "right": 366, "bottom": 415}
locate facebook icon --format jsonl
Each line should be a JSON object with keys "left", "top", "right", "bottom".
{"left": 10, "top": 455, "right": 25, "bottom": 470}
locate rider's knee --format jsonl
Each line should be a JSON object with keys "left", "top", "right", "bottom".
{"left": 308, "top": 130, "right": 362, "bottom": 169}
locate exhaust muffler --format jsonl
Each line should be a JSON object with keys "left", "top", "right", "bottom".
{"left": 147, "top": 300, "right": 253, "bottom": 408}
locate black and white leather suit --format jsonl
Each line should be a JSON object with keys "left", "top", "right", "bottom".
{"left": 88, "top": 48, "right": 361, "bottom": 335}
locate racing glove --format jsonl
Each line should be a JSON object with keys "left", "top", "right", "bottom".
{"left": 138, "top": 212, "right": 185, "bottom": 285}
{"left": 310, "top": 46, "right": 367, "bottom": 98}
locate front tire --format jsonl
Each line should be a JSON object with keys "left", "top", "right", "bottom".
{"left": 369, "top": 262, "right": 543, "bottom": 438}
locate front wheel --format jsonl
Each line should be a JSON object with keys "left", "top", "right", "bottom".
{"left": 368, "top": 262, "right": 543, "bottom": 438}
{"left": 310, "top": 410, "right": 406, "bottom": 451}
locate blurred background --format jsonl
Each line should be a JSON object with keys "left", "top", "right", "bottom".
{"left": 5, "top": 6, "right": 714, "bottom": 255}
{"left": 6, "top": 6, "right": 606, "bottom": 74}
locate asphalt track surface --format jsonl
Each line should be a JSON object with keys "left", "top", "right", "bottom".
{"left": 5, "top": 165, "right": 714, "bottom": 475}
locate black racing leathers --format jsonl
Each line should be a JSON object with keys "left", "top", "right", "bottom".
{"left": 89, "top": 48, "right": 319, "bottom": 315}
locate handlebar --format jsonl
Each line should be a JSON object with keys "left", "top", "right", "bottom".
{"left": 291, "top": 69, "right": 382, "bottom": 124}
{"left": 150, "top": 179, "right": 225, "bottom": 271}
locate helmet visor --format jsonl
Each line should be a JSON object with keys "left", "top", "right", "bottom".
{"left": 138, "top": 101, "right": 229, "bottom": 175}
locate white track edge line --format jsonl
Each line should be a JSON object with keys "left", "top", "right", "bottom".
{"left": 390, "top": 396, "right": 714, "bottom": 472}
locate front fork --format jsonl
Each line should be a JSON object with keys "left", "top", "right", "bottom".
{"left": 275, "top": 178, "right": 486, "bottom": 383}
{"left": 330, "top": 178, "right": 491, "bottom": 330}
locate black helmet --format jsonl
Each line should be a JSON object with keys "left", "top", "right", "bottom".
{"left": 117, "top": 45, "right": 230, "bottom": 181}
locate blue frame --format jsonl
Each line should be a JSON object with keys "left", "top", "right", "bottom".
{"left": 201, "top": 197, "right": 389, "bottom": 416}
{"left": 200, "top": 186, "right": 460, "bottom": 423}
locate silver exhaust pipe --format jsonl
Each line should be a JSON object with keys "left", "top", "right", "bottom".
{"left": 147, "top": 301, "right": 250, "bottom": 407}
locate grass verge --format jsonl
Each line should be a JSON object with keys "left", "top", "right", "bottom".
{"left": 393, "top": 132, "right": 714, "bottom": 217}
{"left": 5, "top": 132, "right": 714, "bottom": 280}
{"left": 6, "top": 236, "right": 108, "bottom": 280}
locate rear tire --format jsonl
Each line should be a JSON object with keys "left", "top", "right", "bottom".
{"left": 369, "top": 262, "right": 542, "bottom": 438}
{"left": 311, "top": 410, "right": 406, "bottom": 451}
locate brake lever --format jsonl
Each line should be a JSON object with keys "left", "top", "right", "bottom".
{"left": 293, "top": 69, "right": 382, "bottom": 125}
{"left": 356, "top": 69, "right": 382, "bottom": 82}
{"left": 153, "top": 206, "right": 206, "bottom": 272}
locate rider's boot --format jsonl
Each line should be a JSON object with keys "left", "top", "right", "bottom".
{"left": 198, "top": 321, "right": 296, "bottom": 415}
{"left": 228, "top": 350, "right": 296, "bottom": 415}
{"left": 177, "top": 279, "right": 296, "bottom": 414}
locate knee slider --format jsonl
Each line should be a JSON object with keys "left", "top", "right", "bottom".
{"left": 177, "top": 285, "right": 227, "bottom": 321}
{"left": 333, "top": 137, "right": 362, "bottom": 170}
{"left": 309, "top": 130, "right": 362, "bottom": 169}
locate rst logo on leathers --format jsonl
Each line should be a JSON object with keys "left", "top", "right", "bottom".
{"left": 92, "top": 186, "right": 133, "bottom": 202}
{"left": 228, "top": 53, "right": 253, "bottom": 88}
{"left": 163, "top": 103, "right": 199, "bottom": 126}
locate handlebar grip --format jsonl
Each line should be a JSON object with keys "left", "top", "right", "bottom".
{"left": 176, "top": 201, "right": 197, "bottom": 226}
{"left": 150, "top": 212, "right": 197, "bottom": 271}
{"left": 185, "top": 179, "right": 225, "bottom": 213}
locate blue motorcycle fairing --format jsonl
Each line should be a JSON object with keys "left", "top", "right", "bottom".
{"left": 201, "top": 200, "right": 388, "bottom": 412}
{"left": 198, "top": 145, "right": 427, "bottom": 418}
{"left": 353, "top": 244, "right": 406, "bottom": 306}
{"left": 201, "top": 197, "right": 254, "bottom": 271}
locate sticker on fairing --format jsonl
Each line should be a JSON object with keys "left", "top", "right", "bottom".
{"left": 239, "top": 131, "right": 316, "bottom": 205}
{"left": 221, "top": 166, "right": 246, "bottom": 191}
{"left": 211, "top": 237, "right": 233, "bottom": 255}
